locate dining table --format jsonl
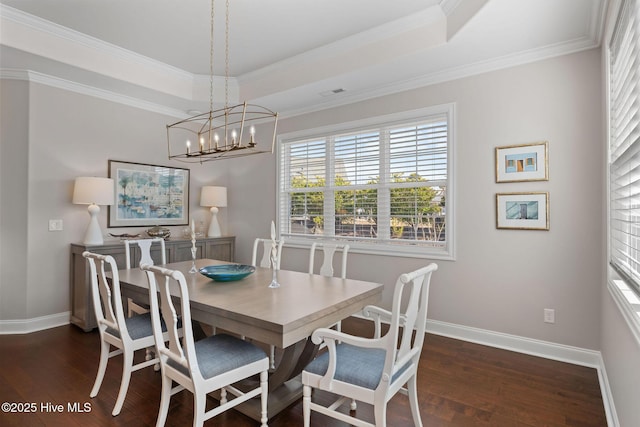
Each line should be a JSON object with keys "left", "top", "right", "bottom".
{"left": 114, "top": 258, "right": 383, "bottom": 421}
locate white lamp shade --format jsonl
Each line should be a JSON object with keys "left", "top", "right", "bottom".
{"left": 200, "top": 186, "right": 227, "bottom": 207}
{"left": 72, "top": 177, "right": 114, "bottom": 206}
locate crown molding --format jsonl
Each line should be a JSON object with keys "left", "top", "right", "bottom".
{"left": 275, "top": 34, "right": 601, "bottom": 119}
{"left": 0, "top": 68, "right": 190, "bottom": 119}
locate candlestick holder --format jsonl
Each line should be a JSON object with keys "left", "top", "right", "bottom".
{"left": 268, "top": 246, "right": 280, "bottom": 288}
{"left": 189, "top": 233, "right": 198, "bottom": 274}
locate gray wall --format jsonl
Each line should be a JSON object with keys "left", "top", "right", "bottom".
{"left": 231, "top": 48, "right": 603, "bottom": 350}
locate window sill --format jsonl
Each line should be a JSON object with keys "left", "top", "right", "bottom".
{"left": 282, "top": 238, "right": 455, "bottom": 260}
{"left": 607, "top": 278, "right": 640, "bottom": 347}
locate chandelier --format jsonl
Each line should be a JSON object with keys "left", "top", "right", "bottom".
{"left": 166, "top": 0, "right": 278, "bottom": 163}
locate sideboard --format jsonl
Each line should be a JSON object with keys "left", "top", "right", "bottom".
{"left": 70, "top": 236, "right": 235, "bottom": 331}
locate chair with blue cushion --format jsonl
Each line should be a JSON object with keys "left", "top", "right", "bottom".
{"left": 301, "top": 263, "right": 438, "bottom": 427}
{"left": 124, "top": 237, "right": 166, "bottom": 317}
{"left": 308, "top": 241, "right": 350, "bottom": 333}
{"left": 252, "top": 236, "right": 285, "bottom": 369}
{"left": 142, "top": 263, "right": 269, "bottom": 427}
{"left": 252, "top": 237, "right": 284, "bottom": 269}
{"left": 83, "top": 251, "right": 174, "bottom": 417}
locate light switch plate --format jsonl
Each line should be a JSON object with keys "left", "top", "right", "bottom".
{"left": 48, "top": 219, "right": 63, "bottom": 231}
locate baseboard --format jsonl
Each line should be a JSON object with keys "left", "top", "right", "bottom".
{"left": 426, "top": 318, "right": 602, "bottom": 368}
{"left": 0, "top": 311, "right": 70, "bottom": 334}
{"left": 353, "top": 314, "right": 618, "bottom": 426}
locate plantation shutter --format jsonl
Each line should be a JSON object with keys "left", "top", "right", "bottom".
{"left": 610, "top": 0, "right": 640, "bottom": 292}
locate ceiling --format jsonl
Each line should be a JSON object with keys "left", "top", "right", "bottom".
{"left": 0, "top": 0, "right": 607, "bottom": 118}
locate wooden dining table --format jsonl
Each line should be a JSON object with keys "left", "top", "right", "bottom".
{"left": 114, "top": 258, "right": 383, "bottom": 421}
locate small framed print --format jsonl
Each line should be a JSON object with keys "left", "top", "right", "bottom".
{"left": 496, "top": 141, "right": 548, "bottom": 183}
{"left": 496, "top": 192, "right": 549, "bottom": 230}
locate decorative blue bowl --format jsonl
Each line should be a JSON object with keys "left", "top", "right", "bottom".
{"left": 199, "top": 264, "right": 256, "bottom": 282}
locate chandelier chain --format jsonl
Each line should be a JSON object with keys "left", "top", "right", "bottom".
{"left": 209, "top": 0, "right": 215, "bottom": 112}
{"left": 225, "top": 0, "right": 230, "bottom": 109}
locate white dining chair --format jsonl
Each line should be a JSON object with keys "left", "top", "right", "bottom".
{"left": 251, "top": 236, "right": 285, "bottom": 369}
{"left": 302, "top": 263, "right": 438, "bottom": 427}
{"left": 252, "top": 237, "right": 284, "bottom": 269}
{"left": 124, "top": 238, "right": 166, "bottom": 317}
{"left": 83, "top": 251, "right": 175, "bottom": 417}
{"left": 142, "top": 263, "right": 269, "bottom": 427}
{"left": 124, "top": 237, "right": 167, "bottom": 369}
{"left": 309, "top": 241, "right": 350, "bottom": 333}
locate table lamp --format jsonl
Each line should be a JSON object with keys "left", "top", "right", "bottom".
{"left": 200, "top": 186, "right": 227, "bottom": 237}
{"left": 72, "top": 177, "right": 114, "bottom": 245}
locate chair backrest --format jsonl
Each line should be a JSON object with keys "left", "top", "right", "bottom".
{"left": 83, "top": 251, "right": 129, "bottom": 339}
{"left": 124, "top": 238, "right": 166, "bottom": 269}
{"left": 309, "top": 241, "right": 350, "bottom": 278}
{"left": 371, "top": 263, "right": 438, "bottom": 388}
{"left": 251, "top": 238, "right": 284, "bottom": 269}
{"left": 142, "top": 264, "right": 200, "bottom": 382}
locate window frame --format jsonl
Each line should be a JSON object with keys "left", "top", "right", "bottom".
{"left": 277, "top": 103, "right": 456, "bottom": 260}
{"left": 607, "top": 0, "right": 640, "bottom": 345}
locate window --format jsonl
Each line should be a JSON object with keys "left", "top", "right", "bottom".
{"left": 278, "top": 104, "right": 454, "bottom": 259}
{"left": 609, "top": 0, "right": 640, "bottom": 296}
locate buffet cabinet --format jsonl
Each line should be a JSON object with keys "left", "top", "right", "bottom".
{"left": 70, "top": 236, "right": 235, "bottom": 331}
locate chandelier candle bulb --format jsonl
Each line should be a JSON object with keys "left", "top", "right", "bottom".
{"left": 186, "top": 140, "right": 191, "bottom": 154}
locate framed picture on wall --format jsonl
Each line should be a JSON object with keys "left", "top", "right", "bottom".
{"left": 108, "top": 160, "right": 190, "bottom": 227}
{"left": 495, "top": 141, "right": 548, "bottom": 183}
{"left": 496, "top": 192, "right": 549, "bottom": 230}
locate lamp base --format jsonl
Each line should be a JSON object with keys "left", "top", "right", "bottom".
{"left": 207, "top": 206, "right": 222, "bottom": 237}
{"left": 83, "top": 203, "right": 104, "bottom": 245}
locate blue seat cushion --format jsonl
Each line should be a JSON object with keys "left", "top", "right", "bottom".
{"left": 169, "top": 334, "right": 267, "bottom": 380}
{"left": 106, "top": 312, "right": 173, "bottom": 340}
{"left": 304, "top": 343, "right": 411, "bottom": 390}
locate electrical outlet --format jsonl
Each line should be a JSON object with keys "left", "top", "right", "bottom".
{"left": 48, "top": 219, "right": 63, "bottom": 231}
{"left": 544, "top": 308, "right": 555, "bottom": 324}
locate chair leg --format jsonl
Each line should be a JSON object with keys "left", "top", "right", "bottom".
{"left": 374, "top": 401, "right": 387, "bottom": 427}
{"left": 112, "top": 349, "right": 134, "bottom": 416}
{"left": 407, "top": 375, "right": 423, "bottom": 427}
{"left": 260, "top": 370, "right": 268, "bottom": 427}
{"left": 155, "top": 375, "right": 172, "bottom": 427}
{"left": 90, "top": 339, "right": 110, "bottom": 398}
{"left": 303, "top": 385, "right": 312, "bottom": 427}
{"left": 350, "top": 399, "right": 357, "bottom": 411}
{"left": 270, "top": 345, "right": 276, "bottom": 370}
{"left": 193, "top": 391, "right": 206, "bottom": 427}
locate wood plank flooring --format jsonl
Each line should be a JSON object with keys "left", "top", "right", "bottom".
{"left": 0, "top": 317, "right": 607, "bottom": 426}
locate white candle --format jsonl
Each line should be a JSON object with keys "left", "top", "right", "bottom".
{"left": 186, "top": 140, "right": 191, "bottom": 154}
{"left": 191, "top": 219, "right": 195, "bottom": 233}
{"left": 271, "top": 221, "right": 276, "bottom": 240}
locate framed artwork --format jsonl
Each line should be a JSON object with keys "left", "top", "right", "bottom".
{"left": 496, "top": 141, "right": 548, "bottom": 183}
{"left": 496, "top": 192, "right": 549, "bottom": 230}
{"left": 108, "top": 160, "right": 190, "bottom": 227}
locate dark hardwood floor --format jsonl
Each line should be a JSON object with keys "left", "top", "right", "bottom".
{"left": 0, "top": 317, "right": 606, "bottom": 426}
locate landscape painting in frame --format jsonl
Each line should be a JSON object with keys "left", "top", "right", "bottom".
{"left": 496, "top": 141, "right": 548, "bottom": 183}
{"left": 108, "top": 160, "right": 189, "bottom": 227}
{"left": 496, "top": 192, "right": 549, "bottom": 230}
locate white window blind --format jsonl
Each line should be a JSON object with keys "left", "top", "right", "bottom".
{"left": 610, "top": 0, "right": 640, "bottom": 293}
{"left": 278, "top": 106, "right": 453, "bottom": 258}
